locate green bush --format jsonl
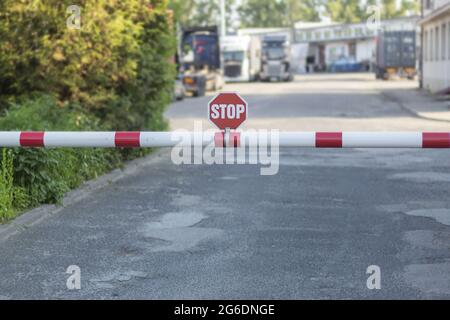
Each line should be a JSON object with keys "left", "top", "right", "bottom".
{"left": 0, "top": 96, "right": 122, "bottom": 209}
{"left": 0, "top": 0, "right": 176, "bottom": 130}
{"left": 0, "top": 148, "right": 15, "bottom": 222}
{"left": 0, "top": 1, "right": 176, "bottom": 222}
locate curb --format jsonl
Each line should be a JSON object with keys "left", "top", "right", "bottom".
{"left": 382, "top": 90, "right": 450, "bottom": 124}
{"left": 0, "top": 148, "right": 169, "bottom": 242}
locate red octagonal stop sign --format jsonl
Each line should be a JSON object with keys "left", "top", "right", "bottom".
{"left": 208, "top": 92, "right": 248, "bottom": 130}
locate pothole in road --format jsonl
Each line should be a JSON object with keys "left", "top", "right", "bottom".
{"left": 389, "top": 172, "right": 450, "bottom": 183}
{"left": 378, "top": 203, "right": 450, "bottom": 227}
{"left": 142, "top": 211, "right": 223, "bottom": 252}
{"left": 90, "top": 270, "right": 149, "bottom": 288}
{"left": 404, "top": 262, "right": 450, "bottom": 296}
{"left": 404, "top": 209, "right": 450, "bottom": 226}
{"left": 219, "top": 176, "right": 240, "bottom": 180}
{"left": 171, "top": 194, "right": 203, "bottom": 207}
{"left": 145, "top": 212, "right": 206, "bottom": 229}
{"left": 403, "top": 230, "right": 450, "bottom": 250}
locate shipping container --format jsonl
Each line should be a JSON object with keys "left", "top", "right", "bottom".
{"left": 375, "top": 31, "right": 417, "bottom": 80}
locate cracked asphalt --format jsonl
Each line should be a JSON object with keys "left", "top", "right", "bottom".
{"left": 1, "top": 73, "right": 449, "bottom": 299}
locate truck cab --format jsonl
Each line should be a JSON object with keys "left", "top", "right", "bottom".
{"left": 260, "top": 35, "right": 293, "bottom": 82}
{"left": 180, "top": 26, "right": 224, "bottom": 96}
{"left": 222, "top": 35, "right": 261, "bottom": 82}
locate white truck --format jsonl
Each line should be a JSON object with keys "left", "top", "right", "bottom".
{"left": 260, "top": 35, "right": 293, "bottom": 82}
{"left": 221, "top": 35, "right": 261, "bottom": 82}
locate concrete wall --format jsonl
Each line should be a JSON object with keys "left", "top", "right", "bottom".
{"left": 422, "top": 12, "right": 450, "bottom": 92}
{"left": 423, "top": 0, "right": 450, "bottom": 16}
{"left": 356, "top": 40, "right": 376, "bottom": 62}
{"left": 291, "top": 43, "right": 309, "bottom": 73}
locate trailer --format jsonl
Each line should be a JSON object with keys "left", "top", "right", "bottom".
{"left": 260, "top": 35, "right": 294, "bottom": 82}
{"left": 180, "top": 26, "right": 224, "bottom": 97}
{"left": 375, "top": 31, "right": 417, "bottom": 80}
{"left": 221, "top": 35, "right": 261, "bottom": 82}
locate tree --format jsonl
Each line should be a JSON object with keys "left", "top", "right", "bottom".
{"left": 325, "top": 0, "right": 364, "bottom": 23}
{"left": 381, "top": 0, "right": 419, "bottom": 19}
{"left": 239, "top": 0, "right": 286, "bottom": 28}
{"left": 325, "top": 0, "right": 420, "bottom": 23}
{"left": 168, "top": 0, "right": 196, "bottom": 26}
{"left": 399, "top": 0, "right": 420, "bottom": 16}
{"left": 239, "top": 0, "right": 321, "bottom": 28}
{"left": 169, "top": 0, "right": 235, "bottom": 28}
{"left": 285, "top": 0, "right": 321, "bottom": 26}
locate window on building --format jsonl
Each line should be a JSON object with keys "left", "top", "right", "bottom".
{"left": 443, "top": 24, "right": 447, "bottom": 60}
{"left": 435, "top": 26, "right": 439, "bottom": 61}
{"left": 343, "top": 28, "right": 352, "bottom": 38}
{"left": 428, "top": 29, "right": 434, "bottom": 61}
{"left": 424, "top": 30, "right": 428, "bottom": 61}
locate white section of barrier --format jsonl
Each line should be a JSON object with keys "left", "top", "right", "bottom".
{"left": 342, "top": 132, "right": 423, "bottom": 148}
{"left": 0, "top": 132, "right": 20, "bottom": 147}
{"left": 141, "top": 132, "right": 217, "bottom": 147}
{"left": 44, "top": 132, "right": 116, "bottom": 147}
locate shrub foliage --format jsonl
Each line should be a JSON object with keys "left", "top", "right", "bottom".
{"left": 0, "top": 1, "right": 176, "bottom": 222}
{"left": 0, "top": 0, "right": 175, "bottom": 130}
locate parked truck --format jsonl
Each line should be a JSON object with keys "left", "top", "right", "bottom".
{"left": 180, "top": 26, "right": 224, "bottom": 96}
{"left": 375, "top": 30, "right": 417, "bottom": 80}
{"left": 221, "top": 35, "right": 261, "bottom": 82}
{"left": 260, "top": 35, "right": 293, "bottom": 82}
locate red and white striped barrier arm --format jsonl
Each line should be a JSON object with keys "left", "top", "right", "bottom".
{"left": 0, "top": 132, "right": 449, "bottom": 148}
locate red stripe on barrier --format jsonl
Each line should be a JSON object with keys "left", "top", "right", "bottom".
{"left": 231, "top": 133, "right": 240, "bottom": 148}
{"left": 316, "top": 132, "right": 342, "bottom": 148}
{"left": 20, "top": 132, "right": 45, "bottom": 147}
{"left": 214, "top": 132, "right": 240, "bottom": 148}
{"left": 214, "top": 132, "right": 225, "bottom": 147}
{"left": 422, "top": 132, "right": 450, "bottom": 148}
{"left": 115, "top": 132, "right": 140, "bottom": 148}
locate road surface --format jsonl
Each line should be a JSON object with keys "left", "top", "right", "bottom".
{"left": 1, "top": 73, "right": 449, "bottom": 299}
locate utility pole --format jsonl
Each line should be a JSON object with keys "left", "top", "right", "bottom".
{"left": 220, "top": 0, "right": 226, "bottom": 37}
{"left": 419, "top": 0, "right": 424, "bottom": 89}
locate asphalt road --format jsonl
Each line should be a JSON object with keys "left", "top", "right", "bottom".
{"left": 1, "top": 73, "right": 450, "bottom": 299}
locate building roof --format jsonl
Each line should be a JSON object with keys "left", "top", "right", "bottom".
{"left": 419, "top": 2, "right": 450, "bottom": 24}
{"left": 294, "top": 21, "right": 337, "bottom": 30}
{"left": 294, "top": 16, "right": 420, "bottom": 32}
{"left": 293, "top": 16, "right": 420, "bottom": 43}
{"left": 237, "top": 28, "right": 290, "bottom": 36}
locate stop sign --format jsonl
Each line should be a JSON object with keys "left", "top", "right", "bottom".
{"left": 208, "top": 93, "right": 248, "bottom": 130}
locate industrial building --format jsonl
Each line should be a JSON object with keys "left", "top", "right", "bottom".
{"left": 293, "top": 17, "right": 419, "bottom": 73}
{"left": 420, "top": 0, "right": 450, "bottom": 93}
